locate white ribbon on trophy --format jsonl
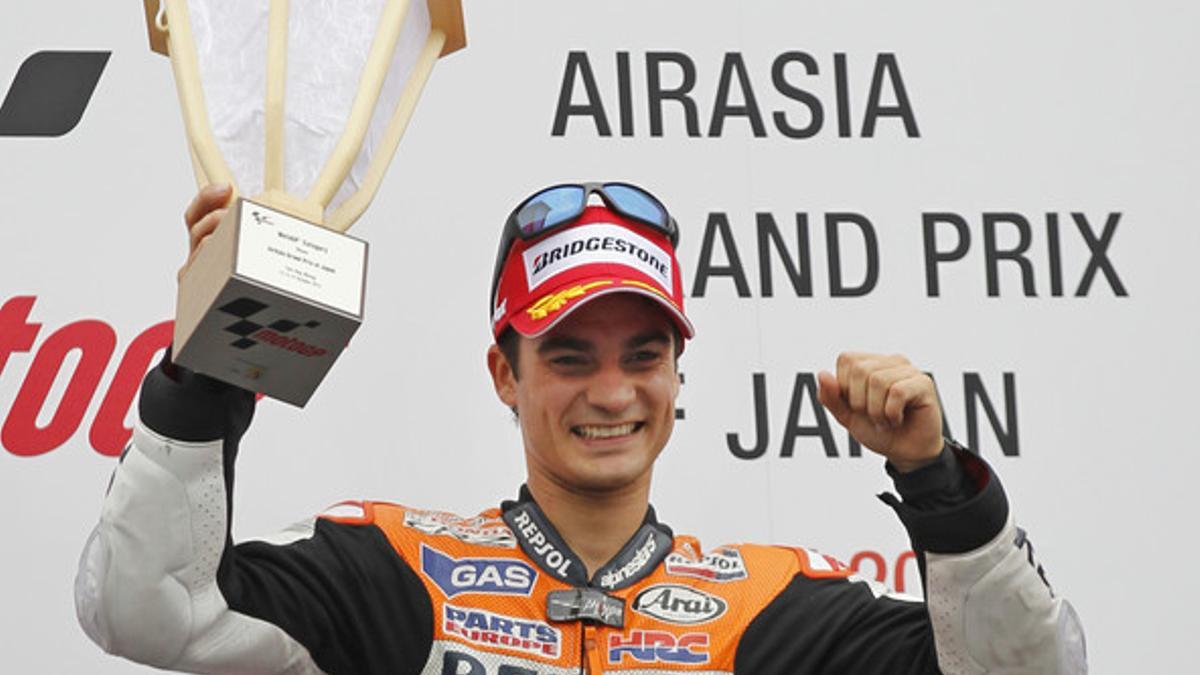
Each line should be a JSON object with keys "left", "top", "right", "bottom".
{"left": 141, "top": 0, "right": 466, "bottom": 406}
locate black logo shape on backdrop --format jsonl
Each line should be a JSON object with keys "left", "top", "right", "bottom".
{"left": 0, "top": 51, "right": 110, "bottom": 137}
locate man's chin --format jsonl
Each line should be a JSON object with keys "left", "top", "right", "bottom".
{"left": 563, "top": 463, "right": 653, "bottom": 495}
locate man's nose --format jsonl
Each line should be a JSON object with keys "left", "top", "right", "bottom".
{"left": 585, "top": 363, "right": 636, "bottom": 413}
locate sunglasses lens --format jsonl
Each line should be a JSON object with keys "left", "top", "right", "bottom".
{"left": 603, "top": 184, "right": 667, "bottom": 228}
{"left": 514, "top": 185, "right": 586, "bottom": 236}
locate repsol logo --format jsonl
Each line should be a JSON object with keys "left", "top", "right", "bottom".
{"left": 509, "top": 508, "right": 574, "bottom": 579}
{"left": 552, "top": 51, "right": 918, "bottom": 139}
{"left": 1, "top": 51, "right": 109, "bottom": 137}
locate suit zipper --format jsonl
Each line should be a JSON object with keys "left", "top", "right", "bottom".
{"left": 581, "top": 623, "right": 604, "bottom": 674}
{"left": 579, "top": 624, "right": 587, "bottom": 675}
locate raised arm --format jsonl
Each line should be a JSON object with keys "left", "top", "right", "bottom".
{"left": 786, "top": 352, "right": 1085, "bottom": 673}
{"left": 73, "top": 188, "right": 432, "bottom": 674}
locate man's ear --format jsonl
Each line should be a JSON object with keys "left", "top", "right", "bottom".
{"left": 487, "top": 344, "right": 518, "bottom": 409}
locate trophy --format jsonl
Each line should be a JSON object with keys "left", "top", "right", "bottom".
{"left": 141, "top": 0, "right": 465, "bottom": 406}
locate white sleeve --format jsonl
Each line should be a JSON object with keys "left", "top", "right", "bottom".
{"left": 74, "top": 421, "right": 324, "bottom": 675}
{"left": 924, "top": 517, "right": 1087, "bottom": 674}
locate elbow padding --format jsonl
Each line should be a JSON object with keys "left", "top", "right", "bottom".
{"left": 925, "top": 518, "right": 1087, "bottom": 674}
{"left": 74, "top": 424, "right": 227, "bottom": 667}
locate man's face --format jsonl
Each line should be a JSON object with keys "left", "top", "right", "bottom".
{"left": 488, "top": 294, "right": 681, "bottom": 495}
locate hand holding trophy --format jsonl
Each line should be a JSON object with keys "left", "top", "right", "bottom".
{"left": 142, "top": 0, "right": 465, "bottom": 406}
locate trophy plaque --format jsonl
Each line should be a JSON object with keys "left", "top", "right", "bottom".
{"left": 142, "top": 0, "right": 466, "bottom": 406}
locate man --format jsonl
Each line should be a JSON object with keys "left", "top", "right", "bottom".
{"left": 75, "top": 182, "right": 1086, "bottom": 674}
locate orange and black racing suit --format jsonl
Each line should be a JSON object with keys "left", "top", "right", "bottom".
{"left": 75, "top": 360, "right": 1086, "bottom": 674}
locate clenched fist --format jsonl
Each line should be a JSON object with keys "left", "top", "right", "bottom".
{"left": 817, "top": 352, "right": 943, "bottom": 473}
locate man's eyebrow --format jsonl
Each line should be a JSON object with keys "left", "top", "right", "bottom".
{"left": 626, "top": 331, "right": 671, "bottom": 350}
{"left": 537, "top": 336, "right": 593, "bottom": 354}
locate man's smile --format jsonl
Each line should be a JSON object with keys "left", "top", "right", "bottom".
{"left": 571, "top": 422, "right": 645, "bottom": 440}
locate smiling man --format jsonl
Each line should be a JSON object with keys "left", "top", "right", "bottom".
{"left": 76, "top": 182, "right": 1086, "bottom": 674}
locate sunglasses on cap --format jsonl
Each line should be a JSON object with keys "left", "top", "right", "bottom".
{"left": 490, "top": 182, "right": 679, "bottom": 306}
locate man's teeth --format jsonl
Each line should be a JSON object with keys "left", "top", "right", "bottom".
{"left": 574, "top": 423, "right": 639, "bottom": 439}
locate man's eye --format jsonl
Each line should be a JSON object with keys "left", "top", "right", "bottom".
{"left": 629, "top": 350, "right": 663, "bottom": 364}
{"left": 550, "top": 355, "right": 587, "bottom": 367}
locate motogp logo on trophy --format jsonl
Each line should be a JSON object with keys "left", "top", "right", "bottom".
{"left": 217, "top": 297, "right": 327, "bottom": 357}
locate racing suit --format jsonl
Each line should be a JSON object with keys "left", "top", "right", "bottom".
{"left": 75, "top": 360, "right": 1086, "bottom": 674}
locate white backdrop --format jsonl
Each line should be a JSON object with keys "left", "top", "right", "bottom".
{"left": 1, "top": 1, "right": 1196, "bottom": 671}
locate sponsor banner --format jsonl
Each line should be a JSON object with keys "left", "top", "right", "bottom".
{"left": 420, "top": 545, "right": 537, "bottom": 598}
{"left": 632, "top": 584, "right": 727, "bottom": 625}
{"left": 442, "top": 604, "right": 561, "bottom": 659}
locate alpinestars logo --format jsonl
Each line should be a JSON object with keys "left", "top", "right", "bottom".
{"left": 1, "top": 51, "right": 109, "bottom": 137}
{"left": 218, "top": 297, "right": 327, "bottom": 357}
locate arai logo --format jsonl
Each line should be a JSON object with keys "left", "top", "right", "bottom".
{"left": 631, "top": 584, "right": 727, "bottom": 625}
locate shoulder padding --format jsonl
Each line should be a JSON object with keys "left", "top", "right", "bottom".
{"left": 792, "top": 546, "right": 855, "bottom": 579}
{"left": 317, "top": 500, "right": 376, "bottom": 526}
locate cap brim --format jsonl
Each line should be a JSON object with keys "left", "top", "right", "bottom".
{"left": 508, "top": 275, "right": 695, "bottom": 342}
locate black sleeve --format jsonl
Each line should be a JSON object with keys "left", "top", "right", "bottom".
{"left": 139, "top": 356, "right": 434, "bottom": 675}
{"left": 735, "top": 446, "right": 1012, "bottom": 674}
{"left": 223, "top": 522, "right": 434, "bottom": 675}
{"left": 880, "top": 442, "right": 1010, "bottom": 554}
{"left": 736, "top": 575, "right": 940, "bottom": 675}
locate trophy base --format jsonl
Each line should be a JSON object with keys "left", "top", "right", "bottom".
{"left": 174, "top": 198, "right": 367, "bottom": 407}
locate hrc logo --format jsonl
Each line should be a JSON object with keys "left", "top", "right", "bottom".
{"left": 608, "top": 630, "right": 710, "bottom": 665}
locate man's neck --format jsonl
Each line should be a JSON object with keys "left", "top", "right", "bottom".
{"left": 524, "top": 475, "right": 652, "bottom": 579}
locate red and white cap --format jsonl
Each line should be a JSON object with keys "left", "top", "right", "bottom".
{"left": 490, "top": 205, "right": 695, "bottom": 344}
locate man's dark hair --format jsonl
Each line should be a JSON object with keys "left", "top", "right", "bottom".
{"left": 497, "top": 327, "right": 523, "bottom": 381}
